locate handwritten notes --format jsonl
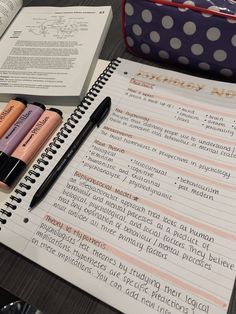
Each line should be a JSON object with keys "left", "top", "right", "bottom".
{"left": 1, "top": 59, "right": 235, "bottom": 314}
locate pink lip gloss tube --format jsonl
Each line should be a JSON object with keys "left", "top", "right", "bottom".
{"left": 0, "top": 108, "right": 63, "bottom": 190}
{"left": 0, "top": 102, "right": 45, "bottom": 165}
{"left": 0, "top": 98, "right": 27, "bottom": 138}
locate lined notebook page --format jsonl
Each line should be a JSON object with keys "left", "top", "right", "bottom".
{"left": 1, "top": 58, "right": 236, "bottom": 314}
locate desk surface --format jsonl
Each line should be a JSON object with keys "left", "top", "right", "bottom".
{"left": 0, "top": 1, "right": 235, "bottom": 314}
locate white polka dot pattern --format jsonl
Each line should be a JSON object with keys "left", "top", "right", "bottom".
{"left": 178, "top": 56, "right": 189, "bottom": 64}
{"left": 213, "top": 50, "right": 227, "bottom": 62}
{"left": 191, "top": 44, "right": 204, "bottom": 55}
{"left": 206, "top": 27, "right": 221, "bottom": 41}
{"left": 183, "top": 21, "right": 196, "bottom": 35}
{"left": 220, "top": 68, "right": 233, "bottom": 77}
{"left": 170, "top": 37, "right": 182, "bottom": 49}
{"left": 142, "top": 9, "right": 153, "bottom": 23}
{"left": 126, "top": 36, "right": 134, "bottom": 47}
{"left": 184, "top": 0, "right": 195, "bottom": 5}
{"left": 125, "top": 3, "right": 134, "bottom": 16}
{"left": 162, "top": 16, "right": 174, "bottom": 29}
{"left": 150, "top": 31, "right": 160, "bottom": 43}
{"left": 141, "top": 43, "right": 151, "bottom": 54}
{"left": 124, "top": 0, "right": 236, "bottom": 78}
{"left": 198, "top": 62, "right": 210, "bottom": 70}
{"left": 202, "top": 6, "right": 220, "bottom": 17}
{"left": 132, "top": 24, "right": 142, "bottom": 36}
{"left": 232, "top": 34, "right": 236, "bottom": 47}
{"left": 159, "top": 50, "right": 170, "bottom": 59}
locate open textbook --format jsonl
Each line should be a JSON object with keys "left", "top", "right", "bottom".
{"left": 0, "top": 0, "right": 112, "bottom": 105}
{"left": 0, "top": 58, "right": 235, "bottom": 314}
{"left": 0, "top": 0, "right": 22, "bottom": 37}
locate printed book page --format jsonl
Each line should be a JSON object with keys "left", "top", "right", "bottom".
{"left": 1, "top": 58, "right": 236, "bottom": 314}
{"left": 0, "top": 0, "right": 22, "bottom": 37}
{"left": 0, "top": 6, "right": 112, "bottom": 105}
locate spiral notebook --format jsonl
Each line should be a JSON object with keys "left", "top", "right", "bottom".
{"left": 1, "top": 58, "right": 236, "bottom": 314}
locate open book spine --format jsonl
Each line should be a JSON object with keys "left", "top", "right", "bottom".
{"left": 0, "top": 58, "right": 121, "bottom": 228}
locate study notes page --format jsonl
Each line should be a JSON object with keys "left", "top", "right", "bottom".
{"left": 1, "top": 59, "right": 235, "bottom": 314}
{"left": 0, "top": 6, "right": 112, "bottom": 104}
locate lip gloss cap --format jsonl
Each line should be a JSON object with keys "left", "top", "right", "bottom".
{"left": 32, "top": 102, "right": 46, "bottom": 110}
{"left": 0, "top": 151, "right": 9, "bottom": 165}
{"left": 0, "top": 156, "right": 26, "bottom": 188}
{"left": 14, "top": 97, "right": 27, "bottom": 106}
{"left": 49, "top": 108, "right": 63, "bottom": 117}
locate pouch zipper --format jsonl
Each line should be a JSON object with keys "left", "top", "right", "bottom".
{"left": 150, "top": 0, "right": 236, "bottom": 19}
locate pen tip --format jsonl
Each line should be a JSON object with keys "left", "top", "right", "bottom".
{"left": 28, "top": 207, "right": 32, "bottom": 212}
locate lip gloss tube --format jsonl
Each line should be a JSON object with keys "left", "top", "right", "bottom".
{"left": 0, "top": 102, "right": 45, "bottom": 166}
{"left": 0, "top": 108, "right": 63, "bottom": 190}
{"left": 0, "top": 98, "right": 27, "bottom": 138}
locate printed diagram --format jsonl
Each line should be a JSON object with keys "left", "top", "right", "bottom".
{"left": 27, "top": 16, "right": 84, "bottom": 39}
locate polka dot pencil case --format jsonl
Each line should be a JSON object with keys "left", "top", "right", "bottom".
{"left": 122, "top": 0, "right": 236, "bottom": 80}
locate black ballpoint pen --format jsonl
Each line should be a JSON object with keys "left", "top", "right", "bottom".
{"left": 29, "top": 96, "right": 111, "bottom": 210}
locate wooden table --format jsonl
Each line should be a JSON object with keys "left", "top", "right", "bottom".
{"left": 0, "top": 1, "right": 235, "bottom": 313}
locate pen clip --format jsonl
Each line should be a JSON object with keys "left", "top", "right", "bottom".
{"left": 90, "top": 97, "right": 111, "bottom": 127}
